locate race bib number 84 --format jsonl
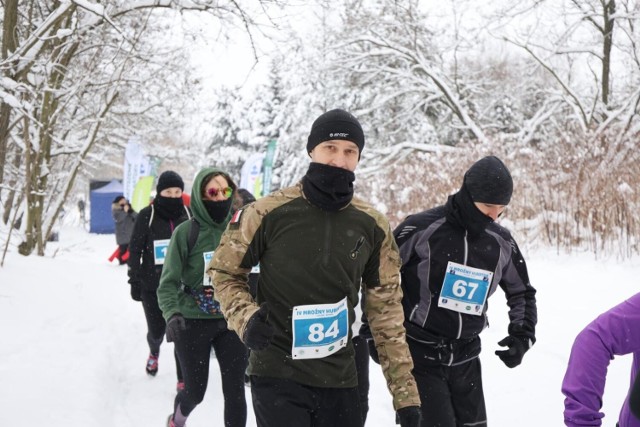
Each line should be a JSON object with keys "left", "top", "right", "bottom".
{"left": 438, "top": 261, "right": 493, "bottom": 316}
{"left": 291, "top": 297, "right": 348, "bottom": 360}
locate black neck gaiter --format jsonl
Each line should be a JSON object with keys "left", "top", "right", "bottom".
{"left": 203, "top": 198, "right": 232, "bottom": 224}
{"left": 154, "top": 196, "right": 185, "bottom": 220}
{"left": 446, "top": 186, "right": 493, "bottom": 237}
{"left": 301, "top": 162, "right": 355, "bottom": 212}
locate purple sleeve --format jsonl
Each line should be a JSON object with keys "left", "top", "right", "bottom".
{"left": 562, "top": 292, "right": 640, "bottom": 427}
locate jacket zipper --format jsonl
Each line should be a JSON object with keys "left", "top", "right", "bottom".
{"left": 322, "top": 212, "right": 332, "bottom": 267}
{"left": 456, "top": 231, "right": 469, "bottom": 341}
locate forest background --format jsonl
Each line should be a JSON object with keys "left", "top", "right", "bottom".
{"left": 1, "top": 0, "right": 639, "bottom": 262}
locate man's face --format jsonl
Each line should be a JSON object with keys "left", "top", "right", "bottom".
{"left": 474, "top": 202, "right": 506, "bottom": 221}
{"left": 309, "top": 140, "right": 360, "bottom": 172}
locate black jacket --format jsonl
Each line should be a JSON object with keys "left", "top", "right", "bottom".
{"left": 128, "top": 202, "right": 191, "bottom": 293}
{"left": 394, "top": 190, "right": 537, "bottom": 366}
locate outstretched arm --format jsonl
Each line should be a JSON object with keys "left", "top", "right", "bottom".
{"left": 562, "top": 293, "right": 640, "bottom": 426}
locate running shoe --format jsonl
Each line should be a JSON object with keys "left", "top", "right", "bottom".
{"left": 146, "top": 354, "right": 159, "bottom": 376}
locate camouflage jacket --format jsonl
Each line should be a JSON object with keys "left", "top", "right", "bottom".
{"left": 209, "top": 182, "right": 420, "bottom": 410}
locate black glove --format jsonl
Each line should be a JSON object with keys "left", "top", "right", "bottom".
{"left": 130, "top": 282, "right": 142, "bottom": 302}
{"left": 165, "top": 314, "right": 186, "bottom": 343}
{"left": 367, "top": 339, "right": 380, "bottom": 364}
{"left": 396, "top": 406, "right": 422, "bottom": 426}
{"left": 495, "top": 335, "right": 532, "bottom": 368}
{"left": 243, "top": 303, "right": 274, "bottom": 351}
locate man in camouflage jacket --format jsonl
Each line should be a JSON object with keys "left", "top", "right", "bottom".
{"left": 210, "top": 109, "right": 421, "bottom": 427}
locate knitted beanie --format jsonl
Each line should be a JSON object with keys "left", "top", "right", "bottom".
{"left": 463, "top": 156, "right": 513, "bottom": 205}
{"left": 307, "top": 109, "right": 365, "bottom": 156}
{"left": 156, "top": 171, "right": 184, "bottom": 194}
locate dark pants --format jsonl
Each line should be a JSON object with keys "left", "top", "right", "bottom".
{"left": 140, "top": 290, "right": 182, "bottom": 381}
{"left": 412, "top": 357, "right": 487, "bottom": 427}
{"left": 173, "top": 318, "right": 248, "bottom": 427}
{"left": 353, "top": 335, "right": 370, "bottom": 424}
{"left": 251, "top": 376, "right": 363, "bottom": 427}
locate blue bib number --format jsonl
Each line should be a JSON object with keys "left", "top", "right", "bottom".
{"left": 291, "top": 297, "right": 349, "bottom": 359}
{"left": 153, "top": 239, "right": 170, "bottom": 265}
{"left": 438, "top": 261, "right": 492, "bottom": 316}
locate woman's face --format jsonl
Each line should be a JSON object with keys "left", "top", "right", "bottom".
{"left": 203, "top": 175, "right": 232, "bottom": 201}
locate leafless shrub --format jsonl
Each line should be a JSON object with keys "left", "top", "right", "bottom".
{"left": 358, "top": 136, "right": 640, "bottom": 259}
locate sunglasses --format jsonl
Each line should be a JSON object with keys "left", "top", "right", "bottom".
{"left": 206, "top": 187, "right": 233, "bottom": 199}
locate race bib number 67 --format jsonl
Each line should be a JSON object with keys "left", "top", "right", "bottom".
{"left": 291, "top": 297, "right": 348, "bottom": 360}
{"left": 438, "top": 261, "right": 493, "bottom": 316}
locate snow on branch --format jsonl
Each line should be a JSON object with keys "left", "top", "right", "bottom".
{"left": 590, "top": 86, "right": 640, "bottom": 143}
{"left": 502, "top": 37, "right": 590, "bottom": 129}
{"left": 343, "top": 33, "right": 488, "bottom": 144}
{"left": 358, "top": 142, "right": 456, "bottom": 177}
{"left": 4, "top": 1, "right": 76, "bottom": 75}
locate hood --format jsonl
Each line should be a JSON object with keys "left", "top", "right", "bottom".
{"left": 190, "top": 167, "right": 236, "bottom": 228}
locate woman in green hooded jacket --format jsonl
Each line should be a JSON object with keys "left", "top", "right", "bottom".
{"left": 158, "top": 167, "right": 247, "bottom": 427}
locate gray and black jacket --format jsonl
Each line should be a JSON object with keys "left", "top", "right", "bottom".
{"left": 395, "top": 189, "right": 537, "bottom": 366}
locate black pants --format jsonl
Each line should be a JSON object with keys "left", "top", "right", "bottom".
{"left": 173, "top": 318, "right": 248, "bottom": 427}
{"left": 251, "top": 376, "right": 363, "bottom": 427}
{"left": 140, "top": 291, "right": 182, "bottom": 381}
{"left": 412, "top": 357, "right": 487, "bottom": 427}
{"left": 353, "top": 335, "right": 370, "bottom": 424}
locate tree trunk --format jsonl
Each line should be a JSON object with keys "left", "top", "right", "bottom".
{"left": 19, "top": 21, "right": 79, "bottom": 256}
{"left": 2, "top": 144, "right": 23, "bottom": 225}
{"left": 0, "top": 0, "right": 19, "bottom": 185}
{"left": 602, "top": 0, "right": 615, "bottom": 106}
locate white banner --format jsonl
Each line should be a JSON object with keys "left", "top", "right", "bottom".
{"left": 123, "top": 137, "right": 151, "bottom": 201}
{"left": 240, "top": 152, "right": 265, "bottom": 197}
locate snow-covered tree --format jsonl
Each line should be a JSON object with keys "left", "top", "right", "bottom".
{"left": 0, "top": 0, "right": 291, "bottom": 258}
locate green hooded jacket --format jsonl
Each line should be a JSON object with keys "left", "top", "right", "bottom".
{"left": 157, "top": 167, "right": 234, "bottom": 321}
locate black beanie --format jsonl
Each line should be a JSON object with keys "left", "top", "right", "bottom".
{"left": 307, "top": 109, "right": 365, "bottom": 156}
{"left": 156, "top": 170, "right": 184, "bottom": 194}
{"left": 463, "top": 156, "right": 513, "bottom": 205}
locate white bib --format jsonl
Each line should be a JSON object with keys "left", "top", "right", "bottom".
{"left": 203, "top": 251, "right": 214, "bottom": 287}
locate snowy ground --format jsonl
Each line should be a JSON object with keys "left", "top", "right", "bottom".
{"left": 1, "top": 225, "right": 638, "bottom": 427}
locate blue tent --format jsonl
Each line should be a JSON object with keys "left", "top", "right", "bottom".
{"left": 90, "top": 179, "right": 123, "bottom": 234}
